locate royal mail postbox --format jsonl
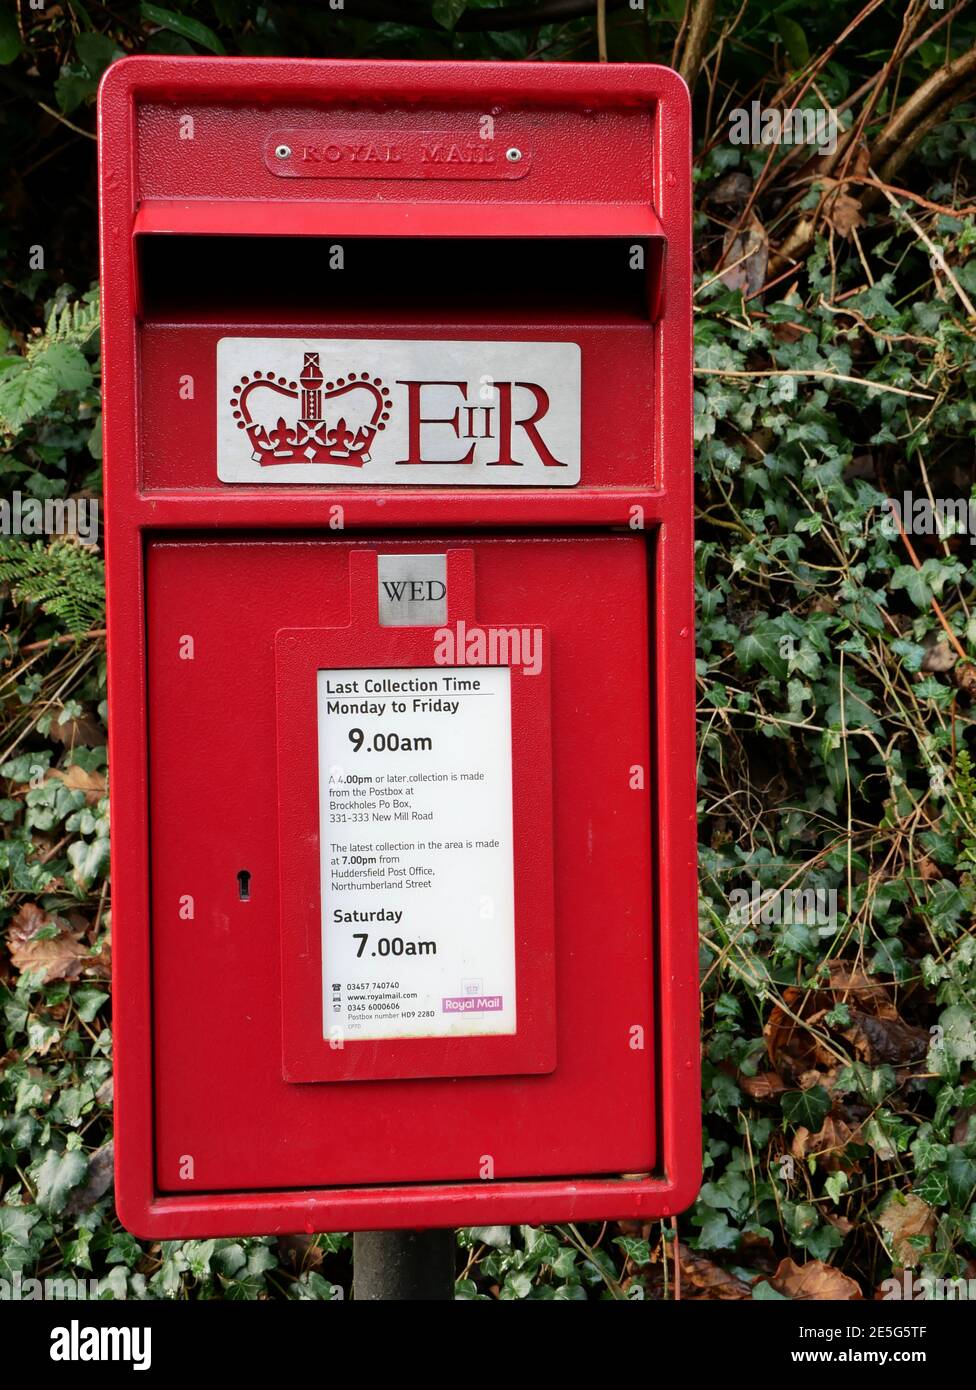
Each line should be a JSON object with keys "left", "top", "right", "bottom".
{"left": 98, "top": 57, "right": 698, "bottom": 1236}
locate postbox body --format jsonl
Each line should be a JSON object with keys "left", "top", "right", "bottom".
{"left": 98, "top": 57, "right": 698, "bottom": 1236}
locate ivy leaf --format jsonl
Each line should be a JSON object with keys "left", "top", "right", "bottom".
{"left": 553, "top": 1281, "right": 587, "bottom": 1300}
{"left": 468, "top": 1225, "right": 511, "bottom": 1249}
{"left": 75, "top": 32, "right": 120, "bottom": 80}
{"left": 946, "top": 1146, "right": 976, "bottom": 1208}
{"left": 891, "top": 565, "right": 933, "bottom": 608}
{"left": 695, "top": 1210, "right": 739, "bottom": 1249}
{"left": 940, "top": 1005, "right": 976, "bottom": 1064}
{"left": 34, "top": 1147, "right": 88, "bottom": 1214}
{"left": 73, "top": 987, "right": 109, "bottom": 1023}
{"left": 55, "top": 66, "right": 98, "bottom": 114}
{"left": 891, "top": 638, "right": 926, "bottom": 672}
{"left": 824, "top": 670, "right": 883, "bottom": 734}
{"left": 892, "top": 559, "right": 964, "bottom": 609}
{"left": 68, "top": 834, "right": 110, "bottom": 887}
{"left": 776, "top": 16, "right": 810, "bottom": 69}
{"left": 0, "top": 1207, "right": 40, "bottom": 1247}
{"left": 735, "top": 625, "right": 788, "bottom": 680}
{"left": 432, "top": 0, "right": 468, "bottom": 29}
{"left": 140, "top": 3, "right": 226, "bottom": 54}
{"left": 0, "top": 9, "right": 23, "bottom": 64}
{"left": 782, "top": 1085, "right": 830, "bottom": 1131}
{"left": 871, "top": 937, "right": 911, "bottom": 982}
{"left": 503, "top": 1270, "right": 533, "bottom": 1299}
{"left": 613, "top": 1236, "right": 652, "bottom": 1265}
{"left": 914, "top": 1169, "right": 949, "bottom": 1207}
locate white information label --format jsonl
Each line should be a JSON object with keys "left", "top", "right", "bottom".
{"left": 217, "top": 337, "right": 581, "bottom": 485}
{"left": 317, "top": 666, "right": 516, "bottom": 1041}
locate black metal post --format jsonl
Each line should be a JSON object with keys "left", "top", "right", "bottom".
{"left": 353, "top": 1229, "right": 456, "bottom": 1300}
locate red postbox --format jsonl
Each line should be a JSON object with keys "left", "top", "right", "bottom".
{"left": 98, "top": 56, "right": 698, "bottom": 1236}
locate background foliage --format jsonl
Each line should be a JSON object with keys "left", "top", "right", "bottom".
{"left": 1, "top": 0, "right": 975, "bottom": 1300}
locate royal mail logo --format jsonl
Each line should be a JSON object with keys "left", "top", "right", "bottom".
{"left": 217, "top": 337, "right": 581, "bottom": 486}
{"left": 442, "top": 995, "right": 504, "bottom": 1013}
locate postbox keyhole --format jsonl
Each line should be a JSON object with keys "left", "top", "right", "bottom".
{"left": 237, "top": 870, "right": 251, "bottom": 902}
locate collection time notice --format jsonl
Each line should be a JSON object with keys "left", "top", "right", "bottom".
{"left": 316, "top": 665, "right": 517, "bottom": 1041}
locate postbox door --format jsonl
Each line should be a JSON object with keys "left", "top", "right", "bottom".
{"left": 147, "top": 533, "right": 655, "bottom": 1191}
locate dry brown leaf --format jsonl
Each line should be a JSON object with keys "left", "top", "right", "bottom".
{"left": 847, "top": 1010, "right": 928, "bottom": 1066}
{"left": 828, "top": 961, "right": 893, "bottom": 1013}
{"left": 846, "top": 142, "right": 871, "bottom": 181}
{"left": 797, "top": 1067, "right": 832, "bottom": 1091}
{"left": 765, "top": 960, "right": 927, "bottom": 1092}
{"left": 48, "top": 765, "right": 106, "bottom": 804}
{"left": 49, "top": 709, "right": 105, "bottom": 749}
{"left": 276, "top": 1231, "right": 324, "bottom": 1273}
{"left": 844, "top": 454, "right": 876, "bottom": 482}
{"left": 709, "top": 171, "right": 752, "bottom": 210}
{"left": 921, "top": 639, "right": 956, "bottom": 673}
{"left": 791, "top": 1114, "right": 855, "bottom": 1168}
{"left": 615, "top": 1218, "right": 653, "bottom": 1241}
{"left": 825, "top": 191, "right": 864, "bottom": 239}
{"left": 769, "top": 1257, "right": 862, "bottom": 1300}
{"left": 764, "top": 987, "right": 821, "bottom": 1080}
{"left": 739, "top": 1071, "right": 789, "bottom": 1099}
{"left": 6, "top": 902, "right": 89, "bottom": 983}
{"left": 917, "top": 855, "right": 942, "bottom": 882}
{"left": 954, "top": 662, "right": 976, "bottom": 696}
{"left": 878, "top": 1193, "right": 935, "bottom": 1267}
{"left": 719, "top": 214, "right": 769, "bottom": 299}
{"left": 771, "top": 320, "right": 806, "bottom": 346}
{"left": 65, "top": 1142, "right": 114, "bottom": 1215}
{"left": 952, "top": 1106, "right": 975, "bottom": 1145}
{"left": 678, "top": 1245, "right": 751, "bottom": 1300}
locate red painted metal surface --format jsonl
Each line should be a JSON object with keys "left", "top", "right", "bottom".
{"left": 148, "top": 535, "right": 650, "bottom": 1191}
{"left": 139, "top": 323, "right": 657, "bottom": 491}
{"left": 133, "top": 200, "right": 666, "bottom": 239}
{"left": 98, "top": 56, "right": 699, "bottom": 1237}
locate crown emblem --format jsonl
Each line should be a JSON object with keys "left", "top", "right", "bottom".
{"left": 229, "top": 352, "right": 392, "bottom": 467}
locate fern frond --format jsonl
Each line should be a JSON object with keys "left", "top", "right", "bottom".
{"left": 0, "top": 538, "right": 105, "bottom": 635}
{"left": 29, "top": 291, "right": 101, "bottom": 362}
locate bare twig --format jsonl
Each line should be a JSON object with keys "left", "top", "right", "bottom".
{"left": 36, "top": 101, "right": 96, "bottom": 142}
{"left": 876, "top": 74, "right": 976, "bottom": 188}
{"left": 20, "top": 629, "right": 106, "bottom": 653}
{"left": 874, "top": 179, "right": 976, "bottom": 318}
{"left": 893, "top": 512, "right": 969, "bottom": 664}
{"left": 678, "top": 0, "right": 717, "bottom": 91}
{"left": 695, "top": 368, "right": 934, "bottom": 400}
{"left": 871, "top": 42, "right": 976, "bottom": 172}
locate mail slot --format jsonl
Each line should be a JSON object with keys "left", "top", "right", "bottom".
{"left": 98, "top": 56, "right": 698, "bottom": 1236}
